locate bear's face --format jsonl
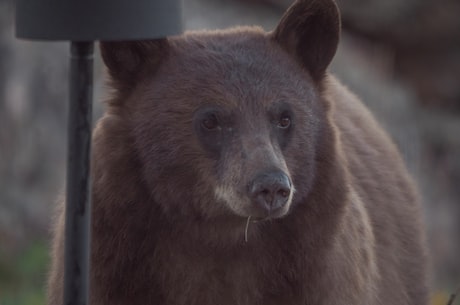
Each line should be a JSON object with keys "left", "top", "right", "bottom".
{"left": 128, "top": 33, "right": 323, "bottom": 220}
{"left": 100, "top": 0, "right": 340, "bottom": 222}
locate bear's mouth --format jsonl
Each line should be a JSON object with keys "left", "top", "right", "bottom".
{"left": 243, "top": 215, "right": 277, "bottom": 242}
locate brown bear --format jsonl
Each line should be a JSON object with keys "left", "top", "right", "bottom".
{"left": 48, "top": 0, "right": 429, "bottom": 304}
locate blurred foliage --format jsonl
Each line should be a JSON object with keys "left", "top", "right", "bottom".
{"left": 432, "top": 291, "right": 449, "bottom": 305}
{"left": 0, "top": 241, "right": 48, "bottom": 305}
{"left": 432, "top": 288, "right": 460, "bottom": 305}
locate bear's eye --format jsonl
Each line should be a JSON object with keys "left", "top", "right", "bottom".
{"left": 201, "top": 114, "right": 220, "bottom": 130}
{"left": 278, "top": 115, "right": 291, "bottom": 129}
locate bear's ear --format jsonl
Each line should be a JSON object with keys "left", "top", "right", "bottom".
{"left": 271, "top": 0, "right": 340, "bottom": 81}
{"left": 100, "top": 39, "right": 169, "bottom": 85}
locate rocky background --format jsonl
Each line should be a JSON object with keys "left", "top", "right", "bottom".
{"left": 0, "top": 0, "right": 459, "bottom": 304}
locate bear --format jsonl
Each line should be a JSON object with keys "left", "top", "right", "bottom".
{"left": 47, "top": 0, "right": 429, "bottom": 304}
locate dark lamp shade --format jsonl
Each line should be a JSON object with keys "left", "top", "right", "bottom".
{"left": 15, "top": 0, "right": 183, "bottom": 41}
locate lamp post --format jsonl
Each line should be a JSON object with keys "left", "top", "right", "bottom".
{"left": 15, "top": 2, "right": 182, "bottom": 304}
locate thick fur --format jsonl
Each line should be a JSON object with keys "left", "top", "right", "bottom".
{"left": 47, "top": 0, "right": 428, "bottom": 304}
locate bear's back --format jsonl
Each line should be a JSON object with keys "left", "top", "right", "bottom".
{"left": 328, "top": 77, "right": 428, "bottom": 304}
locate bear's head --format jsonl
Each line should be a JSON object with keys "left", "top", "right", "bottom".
{"left": 99, "top": 0, "right": 340, "bottom": 222}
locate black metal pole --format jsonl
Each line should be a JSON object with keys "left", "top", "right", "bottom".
{"left": 64, "top": 41, "right": 94, "bottom": 305}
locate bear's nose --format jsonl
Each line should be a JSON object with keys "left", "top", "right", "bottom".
{"left": 249, "top": 170, "right": 292, "bottom": 214}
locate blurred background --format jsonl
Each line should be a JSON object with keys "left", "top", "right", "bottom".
{"left": 0, "top": 0, "right": 459, "bottom": 304}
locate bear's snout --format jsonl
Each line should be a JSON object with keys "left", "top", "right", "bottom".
{"left": 248, "top": 170, "right": 292, "bottom": 217}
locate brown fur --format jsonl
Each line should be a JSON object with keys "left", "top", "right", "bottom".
{"left": 48, "top": 0, "right": 428, "bottom": 304}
